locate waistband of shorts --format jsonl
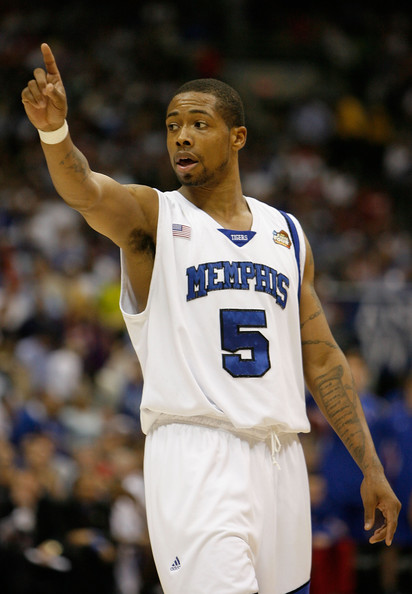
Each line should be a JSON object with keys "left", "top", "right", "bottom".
{"left": 149, "top": 413, "right": 290, "bottom": 443}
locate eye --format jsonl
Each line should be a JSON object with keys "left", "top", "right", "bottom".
{"left": 167, "top": 123, "right": 179, "bottom": 131}
{"left": 194, "top": 121, "right": 207, "bottom": 129}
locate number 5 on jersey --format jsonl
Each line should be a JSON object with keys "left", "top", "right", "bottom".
{"left": 220, "top": 309, "right": 271, "bottom": 378}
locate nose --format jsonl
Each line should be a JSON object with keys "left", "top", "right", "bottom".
{"left": 176, "top": 126, "right": 192, "bottom": 146}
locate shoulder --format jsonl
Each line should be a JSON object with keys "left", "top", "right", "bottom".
{"left": 125, "top": 186, "right": 184, "bottom": 208}
{"left": 247, "top": 197, "right": 303, "bottom": 226}
{"left": 122, "top": 183, "right": 159, "bottom": 226}
{"left": 124, "top": 183, "right": 159, "bottom": 203}
{"left": 246, "top": 196, "right": 283, "bottom": 223}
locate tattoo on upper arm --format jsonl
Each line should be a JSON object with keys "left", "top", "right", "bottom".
{"left": 59, "top": 150, "right": 88, "bottom": 181}
{"left": 300, "top": 282, "right": 337, "bottom": 351}
{"left": 302, "top": 338, "right": 338, "bottom": 350}
{"left": 300, "top": 308, "right": 322, "bottom": 330}
{"left": 300, "top": 282, "right": 322, "bottom": 330}
{"left": 315, "top": 365, "right": 366, "bottom": 466}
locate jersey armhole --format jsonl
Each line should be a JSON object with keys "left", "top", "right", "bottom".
{"left": 119, "top": 188, "right": 164, "bottom": 318}
{"left": 279, "top": 210, "right": 303, "bottom": 303}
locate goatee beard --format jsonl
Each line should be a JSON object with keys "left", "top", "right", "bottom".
{"left": 179, "top": 159, "right": 229, "bottom": 187}
{"left": 180, "top": 171, "right": 214, "bottom": 187}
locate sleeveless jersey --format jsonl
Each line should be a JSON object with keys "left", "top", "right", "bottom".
{"left": 120, "top": 190, "right": 310, "bottom": 435}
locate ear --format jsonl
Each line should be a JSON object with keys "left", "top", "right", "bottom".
{"left": 231, "top": 126, "right": 247, "bottom": 151}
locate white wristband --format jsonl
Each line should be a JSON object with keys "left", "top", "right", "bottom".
{"left": 38, "top": 120, "right": 69, "bottom": 144}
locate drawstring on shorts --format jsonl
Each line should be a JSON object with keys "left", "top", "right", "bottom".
{"left": 151, "top": 413, "right": 283, "bottom": 469}
{"left": 270, "top": 431, "right": 282, "bottom": 468}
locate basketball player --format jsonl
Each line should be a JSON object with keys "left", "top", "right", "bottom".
{"left": 21, "top": 43, "right": 401, "bottom": 594}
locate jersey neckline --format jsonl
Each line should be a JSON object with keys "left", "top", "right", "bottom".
{"left": 173, "top": 189, "right": 258, "bottom": 233}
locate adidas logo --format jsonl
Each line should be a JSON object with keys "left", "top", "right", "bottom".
{"left": 170, "top": 556, "right": 181, "bottom": 571}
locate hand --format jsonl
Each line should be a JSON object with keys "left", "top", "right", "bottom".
{"left": 21, "top": 43, "right": 67, "bottom": 132}
{"left": 361, "top": 472, "right": 401, "bottom": 546}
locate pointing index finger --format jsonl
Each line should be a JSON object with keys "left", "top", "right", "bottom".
{"left": 41, "top": 43, "right": 60, "bottom": 77}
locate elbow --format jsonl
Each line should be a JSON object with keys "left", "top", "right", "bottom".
{"left": 302, "top": 342, "right": 344, "bottom": 395}
{"left": 56, "top": 169, "right": 103, "bottom": 212}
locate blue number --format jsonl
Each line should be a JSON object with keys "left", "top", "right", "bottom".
{"left": 220, "top": 309, "right": 270, "bottom": 377}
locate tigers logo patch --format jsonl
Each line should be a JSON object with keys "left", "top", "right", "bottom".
{"left": 273, "top": 229, "right": 292, "bottom": 249}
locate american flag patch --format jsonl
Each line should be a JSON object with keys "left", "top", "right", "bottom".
{"left": 172, "top": 223, "right": 191, "bottom": 239}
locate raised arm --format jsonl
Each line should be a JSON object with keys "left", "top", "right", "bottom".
{"left": 21, "top": 43, "right": 158, "bottom": 249}
{"left": 300, "top": 235, "right": 401, "bottom": 546}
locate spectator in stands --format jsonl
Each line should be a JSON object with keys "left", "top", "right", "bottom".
{"left": 377, "top": 372, "right": 412, "bottom": 594}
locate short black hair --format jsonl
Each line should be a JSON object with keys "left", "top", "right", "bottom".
{"left": 171, "top": 78, "right": 245, "bottom": 129}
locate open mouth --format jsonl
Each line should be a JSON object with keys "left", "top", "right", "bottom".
{"left": 176, "top": 157, "right": 198, "bottom": 172}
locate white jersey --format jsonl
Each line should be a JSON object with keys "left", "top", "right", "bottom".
{"left": 120, "top": 189, "right": 310, "bottom": 435}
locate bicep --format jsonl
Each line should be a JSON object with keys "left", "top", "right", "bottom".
{"left": 299, "top": 235, "right": 341, "bottom": 389}
{"left": 78, "top": 173, "right": 158, "bottom": 248}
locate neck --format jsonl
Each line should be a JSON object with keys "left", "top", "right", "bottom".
{"left": 179, "top": 169, "right": 244, "bottom": 209}
{"left": 179, "top": 175, "right": 252, "bottom": 230}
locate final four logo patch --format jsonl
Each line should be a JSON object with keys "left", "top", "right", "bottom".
{"left": 273, "top": 229, "right": 292, "bottom": 248}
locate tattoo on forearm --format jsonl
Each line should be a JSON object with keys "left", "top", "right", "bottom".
{"left": 314, "top": 365, "right": 366, "bottom": 467}
{"left": 59, "top": 149, "right": 88, "bottom": 181}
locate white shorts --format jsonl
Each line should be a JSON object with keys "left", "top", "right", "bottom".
{"left": 144, "top": 420, "right": 311, "bottom": 594}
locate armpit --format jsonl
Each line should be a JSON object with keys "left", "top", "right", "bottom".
{"left": 127, "top": 227, "right": 155, "bottom": 257}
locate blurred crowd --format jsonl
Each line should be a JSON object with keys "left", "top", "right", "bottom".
{"left": 305, "top": 349, "right": 412, "bottom": 594}
{"left": 0, "top": 2, "right": 412, "bottom": 593}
